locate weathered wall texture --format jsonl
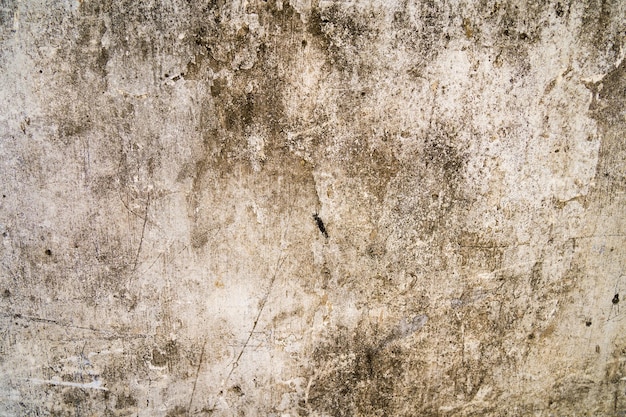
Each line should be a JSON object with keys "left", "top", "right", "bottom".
{"left": 0, "top": 0, "right": 625, "bottom": 415}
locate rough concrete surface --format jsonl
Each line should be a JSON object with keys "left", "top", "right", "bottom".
{"left": 0, "top": 0, "right": 625, "bottom": 415}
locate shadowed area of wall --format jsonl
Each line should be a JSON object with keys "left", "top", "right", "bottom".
{"left": 0, "top": 0, "right": 625, "bottom": 416}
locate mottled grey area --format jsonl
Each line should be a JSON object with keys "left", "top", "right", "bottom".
{"left": 0, "top": 0, "right": 625, "bottom": 416}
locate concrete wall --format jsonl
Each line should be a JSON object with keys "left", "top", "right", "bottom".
{"left": 0, "top": 0, "right": 625, "bottom": 415}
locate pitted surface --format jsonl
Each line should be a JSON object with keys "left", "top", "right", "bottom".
{"left": 0, "top": 0, "right": 625, "bottom": 415}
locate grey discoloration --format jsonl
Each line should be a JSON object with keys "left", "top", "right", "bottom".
{"left": 0, "top": 0, "right": 625, "bottom": 415}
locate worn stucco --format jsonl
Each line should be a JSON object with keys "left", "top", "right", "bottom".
{"left": 0, "top": 0, "right": 625, "bottom": 415}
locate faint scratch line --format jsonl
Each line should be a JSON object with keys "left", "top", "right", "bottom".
{"left": 28, "top": 378, "right": 108, "bottom": 391}
{"left": 224, "top": 194, "right": 294, "bottom": 384}
{"left": 188, "top": 339, "right": 207, "bottom": 414}
{"left": 568, "top": 234, "right": 626, "bottom": 240}
{"left": 132, "top": 192, "right": 151, "bottom": 272}
{"left": 118, "top": 192, "right": 145, "bottom": 220}
{"left": 226, "top": 254, "right": 287, "bottom": 383}
{"left": 2, "top": 313, "right": 148, "bottom": 339}
{"left": 288, "top": 121, "right": 330, "bottom": 138}
{"left": 137, "top": 243, "right": 189, "bottom": 277}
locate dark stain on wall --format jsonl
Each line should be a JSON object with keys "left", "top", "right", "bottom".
{"left": 307, "top": 322, "right": 407, "bottom": 417}
{"left": 587, "top": 58, "right": 626, "bottom": 197}
{"left": 1, "top": 0, "right": 625, "bottom": 415}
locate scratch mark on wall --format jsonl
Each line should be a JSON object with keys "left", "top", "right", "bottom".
{"left": 132, "top": 192, "right": 151, "bottom": 272}
{"left": 187, "top": 338, "right": 207, "bottom": 414}
{"left": 2, "top": 314, "right": 148, "bottom": 339}
{"left": 226, "top": 253, "right": 287, "bottom": 383}
{"left": 27, "top": 378, "right": 108, "bottom": 391}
